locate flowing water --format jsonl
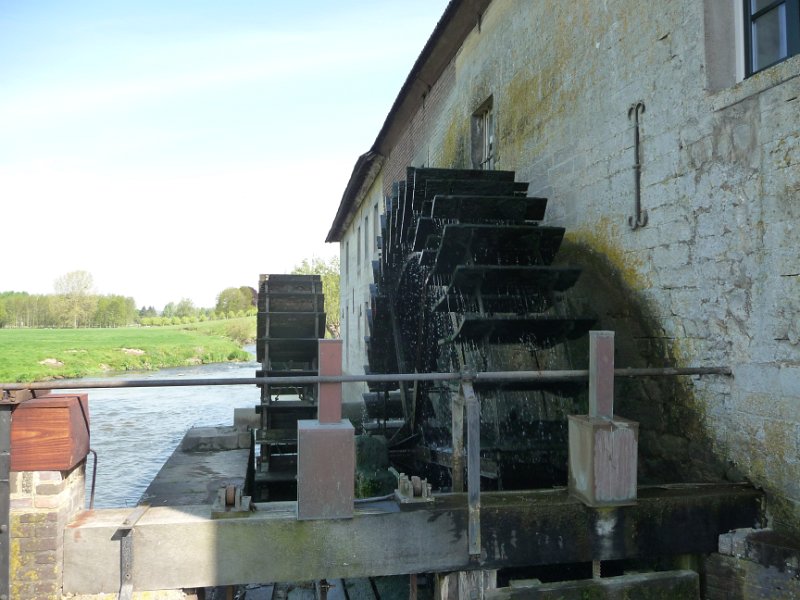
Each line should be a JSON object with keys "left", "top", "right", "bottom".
{"left": 58, "top": 348, "right": 260, "bottom": 508}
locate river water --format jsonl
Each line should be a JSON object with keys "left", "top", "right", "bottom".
{"left": 58, "top": 349, "right": 260, "bottom": 508}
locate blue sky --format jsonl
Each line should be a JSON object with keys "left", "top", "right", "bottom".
{"left": 0, "top": 1, "right": 449, "bottom": 309}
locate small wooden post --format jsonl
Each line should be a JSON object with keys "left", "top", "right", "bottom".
{"left": 451, "top": 391, "right": 464, "bottom": 494}
{"left": 462, "top": 381, "right": 481, "bottom": 558}
{"left": 318, "top": 340, "right": 342, "bottom": 423}
{"left": 589, "top": 330, "right": 614, "bottom": 419}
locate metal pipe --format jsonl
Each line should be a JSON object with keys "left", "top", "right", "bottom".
{"left": 0, "top": 404, "right": 11, "bottom": 600}
{"left": 0, "top": 366, "right": 732, "bottom": 392}
{"left": 88, "top": 449, "right": 98, "bottom": 510}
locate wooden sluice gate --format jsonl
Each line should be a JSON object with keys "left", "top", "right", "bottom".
{"left": 251, "top": 274, "right": 326, "bottom": 502}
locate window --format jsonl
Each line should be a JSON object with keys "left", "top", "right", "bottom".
{"left": 744, "top": 0, "right": 800, "bottom": 75}
{"left": 357, "top": 225, "right": 361, "bottom": 271}
{"left": 345, "top": 241, "right": 350, "bottom": 280}
{"left": 373, "top": 204, "right": 379, "bottom": 253}
{"left": 364, "top": 216, "right": 369, "bottom": 262}
{"left": 471, "top": 97, "right": 495, "bottom": 170}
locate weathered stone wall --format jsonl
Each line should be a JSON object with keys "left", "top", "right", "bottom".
{"left": 372, "top": 0, "right": 800, "bottom": 533}
{"left": 339, "top": 172, "right": 384, "bottom": 405}
{"left": 9, "top": 463, "right": 85, "bottom": 599}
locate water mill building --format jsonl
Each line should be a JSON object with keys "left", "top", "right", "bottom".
{"left": 3, "top": 0, "right": 799, "bottom": 598}
{"left": 326, "top": 0, "right": 800, "bottom": 593}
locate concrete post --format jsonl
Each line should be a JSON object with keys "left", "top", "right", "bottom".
{"left": 568, "top": 331, "right": 639, "bottom": 507}
{"left": 297, "top": 339, "right": 354, "bottom": 520}
{"left": 435, "top": 570, "right": 497, "bottom": 599}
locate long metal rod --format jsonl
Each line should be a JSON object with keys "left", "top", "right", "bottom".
{"left": 0, "top": 366, "right": 732, "bottom": 392}
{"left": 0, "top": 405, "right": 10, "bottom": 600}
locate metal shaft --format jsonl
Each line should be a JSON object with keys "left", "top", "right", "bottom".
{"left": 0, "top": 366, "right": 732, "bottom": 392}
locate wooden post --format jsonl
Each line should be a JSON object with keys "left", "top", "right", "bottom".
{"left": 462, "top": 381, "right": 481, "bottom": 558}
{"left": 451, "top": 390, "right": 464, "bottom": 493}
{"left": 589, "top": 331, "right": 614, "bottom": 419}
{"left": 318, "top": 340, "right": 343, "bottom": 423}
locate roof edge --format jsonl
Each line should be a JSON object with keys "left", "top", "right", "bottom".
{"left": 326, "top": 0, "right": 493, "bottom": 241}
{"left": 371, "top": 0, "right": 491, "bottom": 155}
{"left": 325, "top": 151, "right": 384, "bottom": 242}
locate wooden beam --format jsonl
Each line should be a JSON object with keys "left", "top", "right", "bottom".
{"left": 63, "top": 484, "right": 761, "bottom": 594}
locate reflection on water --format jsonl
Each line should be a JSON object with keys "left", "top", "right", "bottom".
{"left": 59, "top": 350, "right": 259, "bottom": 508}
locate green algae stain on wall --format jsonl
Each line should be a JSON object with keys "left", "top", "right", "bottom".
{"left": 555, "top": 221, "right": 730, "bottom": 485}
{"left": 439, "top": 116, "right": 468, "bottom": 169}
{"left": 562, "top": 218, "right": 650, "bottom": 291}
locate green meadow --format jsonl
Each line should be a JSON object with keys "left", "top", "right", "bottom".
{"left": 0, "top": 317, "right": 256, "bottom": 383}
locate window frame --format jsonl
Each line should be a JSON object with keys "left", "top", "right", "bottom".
{"left": 471, "top": 96, "right": 495, "bottom": 170}
{"left": 744, "top": 0, "right": 800, "bottom": 76}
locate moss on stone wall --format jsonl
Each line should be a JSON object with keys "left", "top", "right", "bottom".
{"left": 439, "top": 116, "right": 467, "bottom": 169}
{"left": 556, "top": 225, "right": 732, "bottom": 485}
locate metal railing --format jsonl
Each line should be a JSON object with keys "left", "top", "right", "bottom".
{"left": 0, "top": 365, "right": 732, "bottom": 394}
{"left": 0, "top": 364, "right": 733, "bottom": 598}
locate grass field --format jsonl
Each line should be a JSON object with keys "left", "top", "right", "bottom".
{"left": 0, "top": 317, "right": 256, "bottom": 383}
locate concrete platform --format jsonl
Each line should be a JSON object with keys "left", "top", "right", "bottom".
{"left": 140, "top": 426, "right": 250, "bottom": 506}
{"left": 64, "top": 484, "right": 761, "bottom": 594}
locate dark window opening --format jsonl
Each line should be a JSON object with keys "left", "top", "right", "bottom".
{"left": 744, "top": 0, "right": 800, "bottom": 75}
{"left": 471, "top": 97, "right": 495, "bottom": 170}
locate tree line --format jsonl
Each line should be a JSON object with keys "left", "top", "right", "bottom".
{"left": 0, "top": 259, "right": 341, "bottom": 334}
{"left": 0, "top": 290, "right": 138, "bottom": 328}
{"left": 0, "top": 271, "right": 257, "bottom": 329}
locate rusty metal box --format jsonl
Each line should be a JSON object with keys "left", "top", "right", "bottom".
{"left": 11, "top": 393, "right": 90, "bottom": 472}
{"left": 568, "top": 415, "right": 638, "bottom": 507}
{"left": 297, "top": 419, "right": 354, "bottom": 520}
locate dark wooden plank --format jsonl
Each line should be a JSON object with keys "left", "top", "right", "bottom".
{"left": 64, "top": 484, "right": 761, "bottom": 592}
{"left": 444, "top": 315, "right": 595, "bottom": 346}
{"left": 417, "top": 180, "right": 525, "bottom": 210}
{"left": 432, "top": 265, "right": 583, "bottom": 314}
{"left": 412, "top": 217, "right": 438, "bottom": 251}
{"left": 431, "top": 224, "right": 566, "bottom": 276}
{"left": 431, "top": 195, "right": 548, "bottom": 222}
{"left": 486, "top": 571, "right": 699, "bottom": 599}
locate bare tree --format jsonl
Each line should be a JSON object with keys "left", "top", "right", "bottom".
{"left": 54, "top": 270, "right": 96, "bottom": 328}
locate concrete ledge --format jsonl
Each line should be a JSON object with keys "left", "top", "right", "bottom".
{"left": 180, "top": 426, "right": 247, "bottom": 452}
{"left": 63, "top": 484, "right": 760, "bottom": 594}
{"left": 487, "top": 570, "right": 699, "bottom": 599}
{"left": 234, "top": 407, "right": 259, "bottom": 430}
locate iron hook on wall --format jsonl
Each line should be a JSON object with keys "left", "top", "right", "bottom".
{"left": 628, "top": 101, "right": 648, "bottom": 230}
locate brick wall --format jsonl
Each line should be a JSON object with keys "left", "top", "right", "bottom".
{"left": 9, "top": 463, "right": 85, "bottom": 599}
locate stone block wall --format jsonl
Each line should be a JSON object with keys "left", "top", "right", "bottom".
{"left": 705, "top": 528, "right": 800, "bottom": 599}
{"left": 371, "top": 0, "right": 800, "bottom": 535}
{"left": 9, "top": 462, "right": 85, "bottom": 600}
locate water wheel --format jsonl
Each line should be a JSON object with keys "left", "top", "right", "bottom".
{"left": 364, "top": 167, "right": 594, "bottom": 491}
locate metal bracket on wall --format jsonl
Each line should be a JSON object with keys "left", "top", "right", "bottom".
{"left": 117, "top": 504, "right": 149, "bottom": 600}
{"left": 628, "top": 101, "right": 648, "bottom": 230}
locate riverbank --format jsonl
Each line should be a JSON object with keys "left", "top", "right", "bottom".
{"left": 0, "top": 317, "right": 256, "bottom": 383}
